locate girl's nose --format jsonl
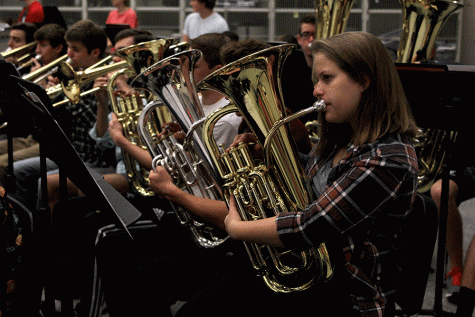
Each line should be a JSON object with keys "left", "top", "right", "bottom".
{"left": 313, "top": 83, "right": 323, "bottom": 98}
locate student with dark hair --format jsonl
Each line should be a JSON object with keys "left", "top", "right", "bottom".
{"left": 114, "top": 28, "right": 154, "bottom": 49}
{"left": 13, "top": 19, "right": 115, "bottom": 211}
{"left": 43, "top": 27, "right": 156, "bottom": 212}
{"left": 296, "top": 14, "right": 316, "bottom": 68}
{"left": 29, "top": 23, "right": 67, "bottom": 82}
{"left": 0, "top": 23, "right": 67, "bottom": 185}
{"left": 9, "top": 22, "right": 37, "bottom": 47}
{"left": 4, "top": 22, "right": 37, "bottom": 68}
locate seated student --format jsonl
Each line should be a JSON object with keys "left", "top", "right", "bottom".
{"left": 13, "top": 19, "right": 116, "bottom": 211}
{"left": 44, "top": 28, "right": 156, "bottom": 212}
{"left": 163, "top": 31, "right": 418, "bottom": 317}
{"left": 0, "top": 24, "right": 67, "bottom": 185}
{"left": 28, "top": 23, "right": 68, "bottom": 88}
{"left": 4, "top": 22, "right": 37, "bottom": 71}
{"left": 94, "top": 32, "right": 245, "bottom": 317}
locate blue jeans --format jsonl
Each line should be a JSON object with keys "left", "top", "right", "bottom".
{"left": 13, "top": 156, "right": 58, "bottom": 210}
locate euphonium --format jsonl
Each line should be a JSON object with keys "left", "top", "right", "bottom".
{"left": 106, "top": 69, "right": 158, "bottom": 197}
{"left": 133, "top": 49, "right": 229, "bottom": 249}
{"left": 105, "top": 38, "right": 177, "bottom": 197}
{"left": 314, "top": 0, "right": 357, "bottom": 39}
{"left": 396, "top": 0, "right": 463, "bottom": 63}
{"left": 396, "top": 0, "right": 462, "bottom": 192}
{"left": 198, "top": 44, "right": 333, "bottom": 293}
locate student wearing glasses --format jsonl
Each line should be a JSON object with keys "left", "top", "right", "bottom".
{"left": 296, "top": 14, "right": 316, "bottom": 68}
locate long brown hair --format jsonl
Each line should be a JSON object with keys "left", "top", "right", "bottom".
{"left": 311, "top": 31, "right": 417, "bottom": 158}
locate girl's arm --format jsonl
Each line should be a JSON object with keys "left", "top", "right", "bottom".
{"left": 224, "top": 195, "right": 284, "bottom": 247}
{"left": 149, "top": 166, "right": 229, "bottom": 230}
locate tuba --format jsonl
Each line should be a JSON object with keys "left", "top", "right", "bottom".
{"left": 133, "top": 49, "right": 229, "bottom": 249}
{"left": 198, "top": 44, "right": 333, "bottom": 293}
{"left": 105, "top": 38, "right": 177, "bottom": 197}
{"left": 396, "top": 0, "right": 463, "bottom": 192}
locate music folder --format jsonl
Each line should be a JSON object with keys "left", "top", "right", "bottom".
{"left": 0, "top": 62, "right": 142, "bottom": 238}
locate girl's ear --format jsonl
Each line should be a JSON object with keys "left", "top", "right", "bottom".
{"left": 361, "top": 76, "right": 370, "bottom": 91}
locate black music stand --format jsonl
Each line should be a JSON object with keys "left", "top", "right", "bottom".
{"left": 396, "top": 62, "right": 475, "bottom": 316}
{"left": 0, "top": 71, "right": 142, "bottom": 233}
{"left": 0, "top": 59, "right": 142, "bottom": 315}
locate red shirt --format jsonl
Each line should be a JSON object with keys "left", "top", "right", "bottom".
{"left": 18, "top": 1, "right": 44, "bottom": 24}
{"left": 106, "top": 8, "right": 138, "bottom": 28}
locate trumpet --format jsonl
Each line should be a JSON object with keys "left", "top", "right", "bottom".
{"left": 22, "top": 54, "right": 70, "bottom": 84}
{"left": 16, "top": 54, "right": 41, "bottom": 71}
{"left": 1, "top": 42, "right": 36, "bottom": 65}
{"left": 46, "top": 59, "right": 129, "bottom": 105}
{"left": 48, "top": 38, "right": 178, "bottom": 106}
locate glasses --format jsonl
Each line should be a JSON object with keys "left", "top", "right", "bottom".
{"left": 300, "top": 32, "right": 315, "bottom": 40}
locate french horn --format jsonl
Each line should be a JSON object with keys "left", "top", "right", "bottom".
{"left": 133, "top": 49, "right": 229, "bottom": 249}
{"left": 198, "top": 44, "right": 333, "bottom": 293}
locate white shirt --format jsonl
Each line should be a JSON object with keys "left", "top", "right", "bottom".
{"left": 201, "top": 97, "right": 242, "bottom": 150}
{"left": 183, "top": 12, "right": 229, "bottom": 40}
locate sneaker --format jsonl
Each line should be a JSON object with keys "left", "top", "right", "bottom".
{"left": 447, "top": 291, "right": 461, "bottom": 305}
{"left": 446, "top": 267, "right": 462, "bottom": 286}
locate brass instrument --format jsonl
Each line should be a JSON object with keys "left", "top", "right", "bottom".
{"left": 396, "top": 0, "right": 463, "bottom": 63}
{"left": 314, "top": 0, "right": 357, "bottom": 39}
{"left": 396, "top": 0, "right": 462, "bottom": 192}
{"left": 46, "top": 59, "right": 129, "bottom": 105}
{"left": 16, "top": 53, "right": 41, "bottom": 71}
{"left": 414, "top": 128, "right": 457, "bottom": 193}
{"left": 105, "top": 38, "right": 177, "bottom": 197}
{"left": 1, "top": 42, "right": 36, "bottom": 65}
{"left": 198, "top": 44, "right": 333, "bottom": 293}
{"left": 22, "top": 54, "right": 70, "bottom": 84}
{"left": 133, "top": 49, "right": 229, "bottom": 249}
{"left": 48, "top": 38, "right": 179, "bottom": 106}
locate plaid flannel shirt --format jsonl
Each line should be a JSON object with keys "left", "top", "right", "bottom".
{"left": 276, "top": 133, "right": 418, "bottom": 317}
{"left": 64, "top": 84, "right": 115, "bottom": 169}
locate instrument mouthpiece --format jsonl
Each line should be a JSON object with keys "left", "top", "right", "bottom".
{"left": 312, "top": 100, "right": 326, "bottom": 112}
